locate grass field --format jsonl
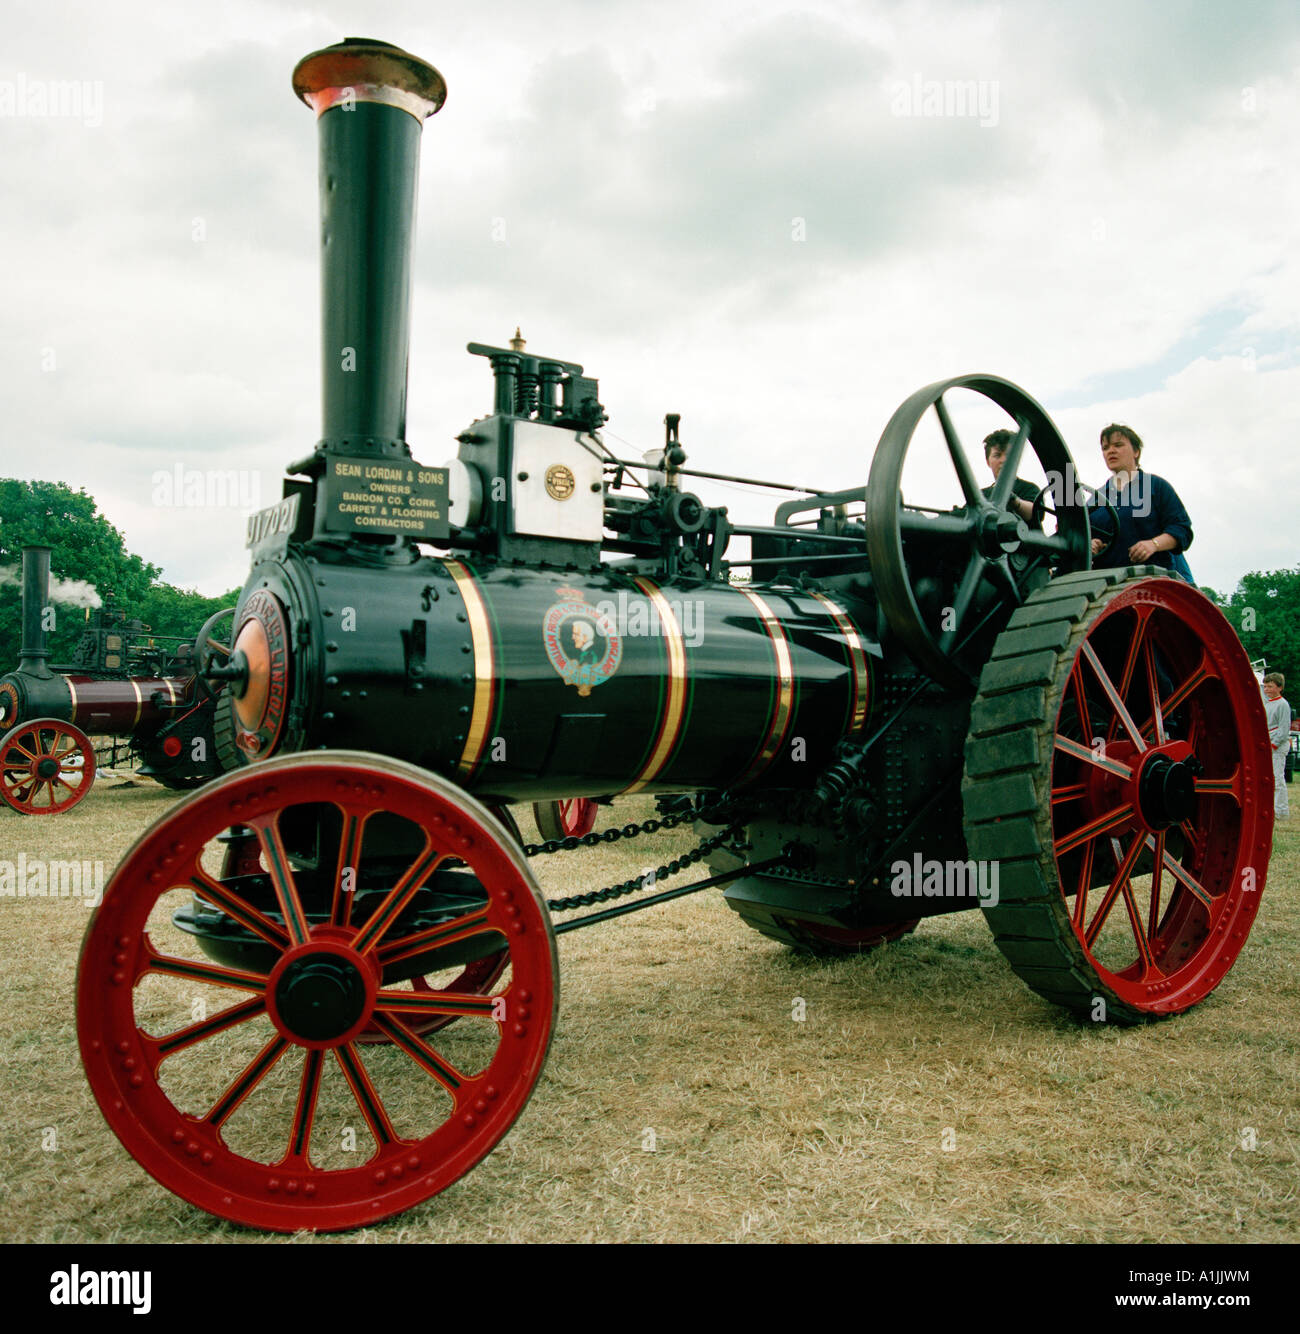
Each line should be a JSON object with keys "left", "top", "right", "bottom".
{"left": 1, "top": 777, "right": 1297, "bottom": 1243}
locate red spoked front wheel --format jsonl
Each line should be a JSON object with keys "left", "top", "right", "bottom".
{"left": 0, "top": 718, "right": 96, "bottom": 814}
{"left": 78, "top": 751, "right": 557, "bottom": 1231}
{"left": 532, "top": 797, "right": 600, "bottom": 841}
{"left": 215, "top": 814, "right": 515, "bottom": 1050}
{"left": 965, "top": 569, "right": 1273, "bottom": 1023}
{"left": 355, "top": 804, "right": 518, "bottom": 1046}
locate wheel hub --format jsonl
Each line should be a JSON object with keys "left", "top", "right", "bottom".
{"left": 1137, "top": 751, "right": 1202, "bottom": 830}
{"left": 976, "top": 507, "right": 1025, "bottom": 557}
{"left": 273, "top": 952, "right": 368, "bottom": 1042}
{"left": 36, "top": 757, "right": 60, "bottom": 779}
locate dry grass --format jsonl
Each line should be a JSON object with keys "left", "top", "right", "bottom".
{"left": 0, "top": 777, "right": 1297, "bottom": 1243}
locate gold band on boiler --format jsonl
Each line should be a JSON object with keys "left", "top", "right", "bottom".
{"left": 622, "top": 577, "right": 687, "bottom": 793}
{"left": 443, "top": 560, "right": 495, "bottom": 778}
{"left": 808, "top": 592, "right": 870, "bottom": 736}
{"left": 66, "top": 678, "right": 78, "bottom": 723}
{"left": 130, "top": 679, "right": 143, "bottom": 727}
{"left": 163, "top": 679, "right": 177, "bottom": 707}
{"left": 735, "top": 589, "right": 795, "bottom": 786}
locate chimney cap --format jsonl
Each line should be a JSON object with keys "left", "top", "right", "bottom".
{"left": 293, "top": 38, "right": 446, "bottom": 121}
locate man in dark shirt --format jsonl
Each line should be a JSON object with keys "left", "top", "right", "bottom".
{"left": 1089, "top": 424, "right": 1193, "bottom": 572}
{"left": 981, "top": 429, "right": 1040, "bottom": 524}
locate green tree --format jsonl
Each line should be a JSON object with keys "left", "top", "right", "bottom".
{"left": 1215, "top": 565, "right": 1300, "bottom": 682}
{"left": 0, "top": 480, "right": 158, "bottom": 666}
{"left": 0, "top": 480, "right": 240, "bottom": 672}
{"left": 135, "top": 582, "right": 242, "bottom": 644}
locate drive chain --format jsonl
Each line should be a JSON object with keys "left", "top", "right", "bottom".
{"left": 522, "top": 808, "right": 691, "bottom": 859}
{"left": 529, "top": 812, "right": 747, "bottom": 912}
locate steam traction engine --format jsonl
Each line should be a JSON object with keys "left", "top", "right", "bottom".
{"left": 76, "top": 39, "right": 1274, "bottom": 1231}
{"left": 0, "top": 546, "right": 233, "bottom": 813}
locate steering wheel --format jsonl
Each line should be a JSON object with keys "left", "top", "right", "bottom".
{"left": 864, "top": 374, "right": 1093, "bottom": 691}
{"left": 1031, "top": 481, "right": 1120, "bottom": 561}
{"left": 191, "top": 607, "right": 237, "bottom": 700}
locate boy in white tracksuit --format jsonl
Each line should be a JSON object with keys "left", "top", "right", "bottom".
{"left": 1263, "top": 673, "right": 1291, "bottom": 819}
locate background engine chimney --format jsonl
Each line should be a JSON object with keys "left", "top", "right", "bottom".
{"left": 18, "top": 545, "right": 54, "bottom": 678}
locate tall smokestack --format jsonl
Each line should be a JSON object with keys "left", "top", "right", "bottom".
{"left": 18, "top": 545, "right": 54, "bottom": 678}
{"left": 292, "top": 38, "right": 446, "bottom": 467}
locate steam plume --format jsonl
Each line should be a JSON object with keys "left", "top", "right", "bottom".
{"left": 0, "top": 565, "right": 103, "bottom": 609}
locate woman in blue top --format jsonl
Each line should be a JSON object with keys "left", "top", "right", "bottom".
{"left": 1089, "top": 424, "right": 1194, "bottom": 576}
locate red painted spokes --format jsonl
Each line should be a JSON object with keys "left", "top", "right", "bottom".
{"left": 77, "top": 751, "right": 557, "bottom": 1232}
{"left": 356, "top": 804, "right": 517, "bottom": 1046}
{"left": 1050, "top": 581, "right": 1272, "bottom": 1013}
{"left": 0, "top": 718, "right": 96, "bottom": 815}
{"left": 532, "top": 797, "right": 600, "bottom": 841}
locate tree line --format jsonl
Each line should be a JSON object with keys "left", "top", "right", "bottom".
{"left": 1201, "top": 570, "right": 1300, "bottom": 684}
{"left": 0, "top": 480, "right": 240, "bottom": 669}
{"left": 0, "top": 477, "right": 1295, "bottom": 687}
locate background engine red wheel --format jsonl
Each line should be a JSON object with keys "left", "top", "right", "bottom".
{"left": 965, "top": 569, "right": 1273, "bottom": 1022}
{"left": 78, "top": 751, "right": 558, "bottom": 1231}
{"left": 0, "top": 718, "right": 96, "bottom": 814}
{"left": 778, "top": 918, "right": 921, "bottom": 954}
{"left": 532, "top": 797, "right": 599, "bottom": 841}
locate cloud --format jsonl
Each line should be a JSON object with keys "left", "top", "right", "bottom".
{"left": 2, "top": 0, "right": 1298, "bottom": 605}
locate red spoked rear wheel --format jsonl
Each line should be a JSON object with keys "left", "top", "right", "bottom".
{"left": 78, "top": 751, "right": 557, "bottom": 1231}
{"left": 966, "top": 570, "right": 1273, "bottom": 1022}
{"left": 532, "top": 797, "right": 600, "bottom": 841}
{"left": 0, "top": 718, "right": 96, "bottom": 814}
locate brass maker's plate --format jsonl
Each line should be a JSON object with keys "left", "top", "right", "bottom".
{"left": 545, "top": 464, "right": 576, "bottom": 501}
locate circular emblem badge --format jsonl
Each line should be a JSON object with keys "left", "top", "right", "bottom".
{"left": 0, "top": 681, "right": 19, "bottom": 729}
{"left": 544, "top": 464, "right": 576, "bottom": 501}
{"left": 231, "top": 589, "right": 291, "bottom": 759}
{"left": 543, "top": 587, "right": 622, "bottom": 697}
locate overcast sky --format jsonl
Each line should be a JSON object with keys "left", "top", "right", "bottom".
{"left": 2, "top": 0, "right": 1297, "bottom": 598}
